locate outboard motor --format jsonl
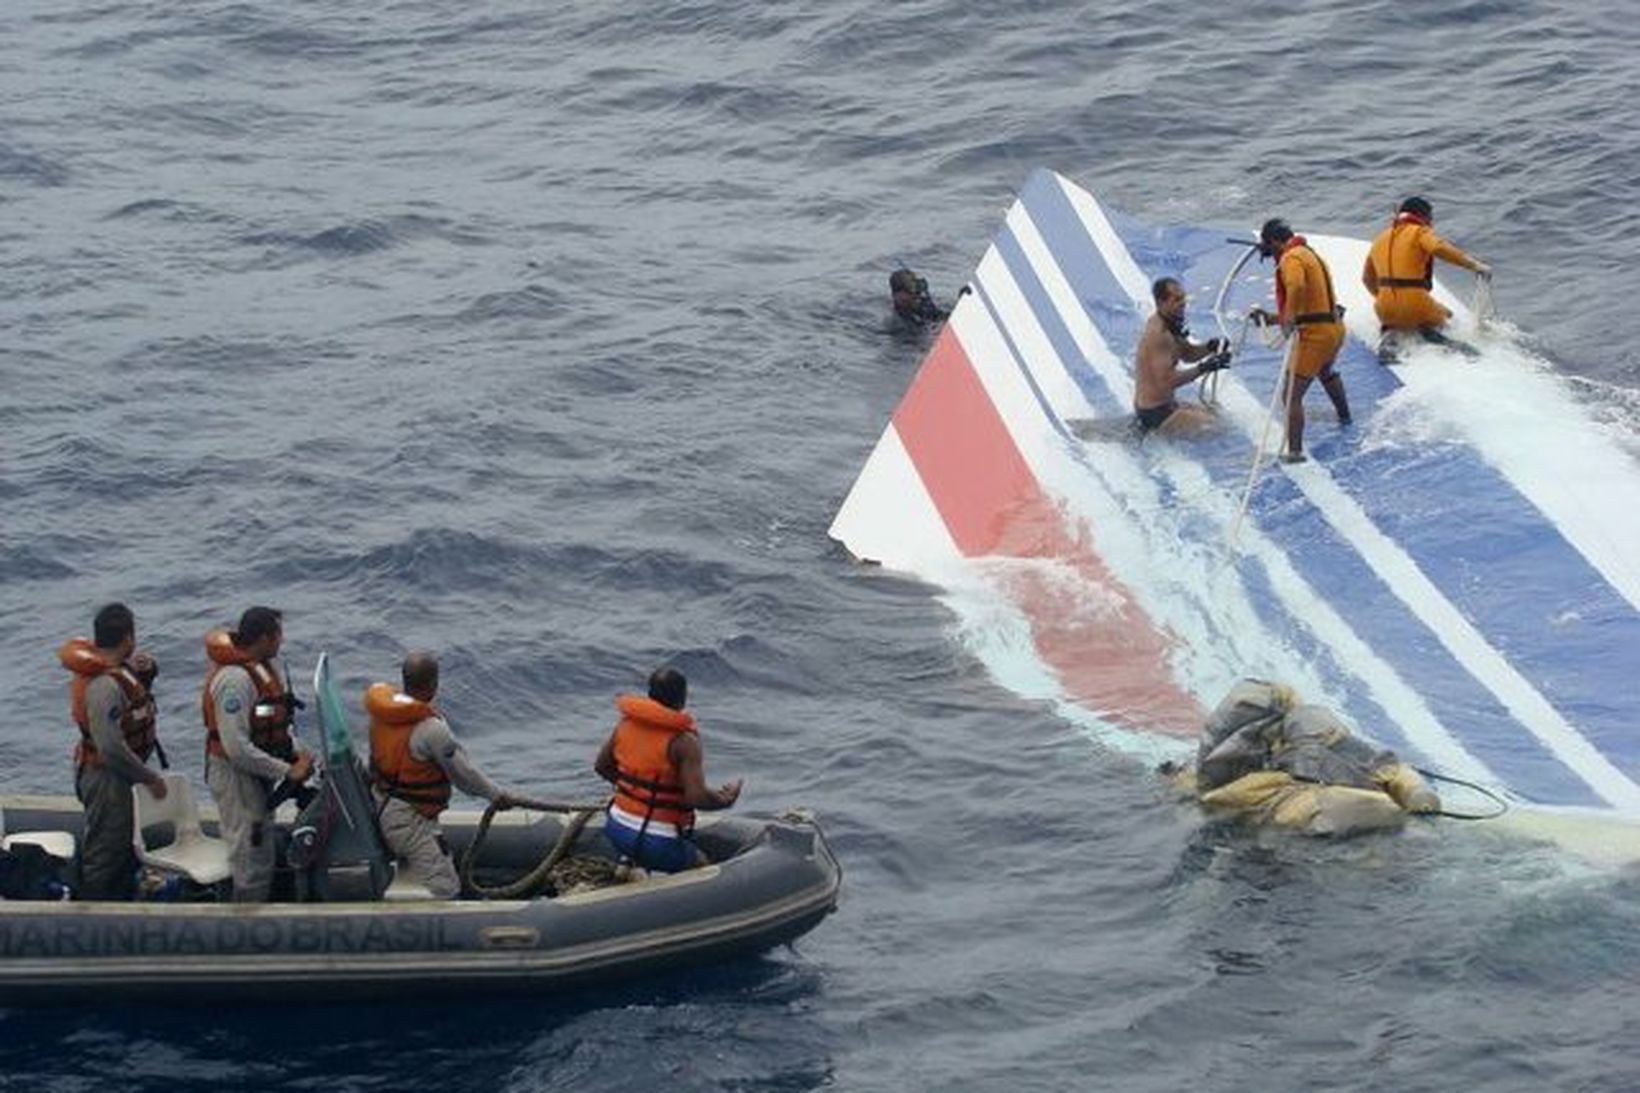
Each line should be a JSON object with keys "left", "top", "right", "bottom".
{"left": 290, "top": 653, "right": 392, "bottom": 902}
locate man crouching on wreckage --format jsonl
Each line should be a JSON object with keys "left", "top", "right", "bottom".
{"left": 1163, "top": 680, "right": 1440, "bottom": 836}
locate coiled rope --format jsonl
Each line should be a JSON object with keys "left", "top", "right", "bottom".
{"left": 458, "top": 795, "right": 613, "bottom": 900}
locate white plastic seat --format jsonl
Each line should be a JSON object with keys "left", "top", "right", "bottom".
{"left": 0, "top": 806, "right": 77, "bottom": 862}
{"left": 382, "top": 862, "right": 436, "bottom": 902}
{"left": 132, "top": 773, "right": 231, "bottom": 885}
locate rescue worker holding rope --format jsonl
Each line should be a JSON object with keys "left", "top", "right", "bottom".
{"left": 365, "top": 651, "right": 521, "bottom": 899}
{"left": 1250, "top": 218, "right": 1353, "bottom": 464}
{"left": 594, "top": 667, "right": 741, "bottom": 872}
{"left": 1362, "top": 196, "right": 1492, "bottom": 358}
{"left": 58, "top": 603, "right": 169, "bottom": 900}
{"left": 201, "top": 606, "right": 313, "bottom": 902}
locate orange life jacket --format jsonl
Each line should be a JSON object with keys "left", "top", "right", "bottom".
{"left": 201, "top": 629, "right": 294, "bottom": 761}
{"left": 610, "top": 695, "right": 697, "bottom": 832}
{"left": 1274, "top": 236, "right": 1342, "bottom": 328}
{"left": 59, "top": 638, "right": 158, "bottom": 770}
{"left": 1365, "top": 212, "right": 1467, "bottom": 330}
{"left": 1369, "top": 212, "right": 1436, "bottom": 291}
{"left": 365, "top": 682, "right": 452, "bottom": 818}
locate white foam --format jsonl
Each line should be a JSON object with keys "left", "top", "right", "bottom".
{"left": 831, "top": 173, "right": 1640, "bottom": 817}
{"left": 1310, "top": 232, "right": 1640, "bottom": 615}
{"left": 968, "top": 195, "right": 1500, "bottom": 785}
{"left": 936, "top": 565, "right": 1193, "bottom": 767}
{"left": 1047, "top": 178, "right": 1640, "bottom": 809}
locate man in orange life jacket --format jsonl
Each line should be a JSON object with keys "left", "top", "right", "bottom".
{"left": 202, "top": 606, "right": 313, "bottom": 902}
{"left": 57, "top": 603, "right": 169, "bottom": 900}
{"left": 366, "top": 651, "right": 520, "bottom": 899}
{"left": 1362, "top": 196, "right": 1491, "bottom": 360}
{"left": 594, "top": 666, "right": 742, "bottom": 872}
{"left": 1249, "top": 218, "right": 1353, "bottom": 464}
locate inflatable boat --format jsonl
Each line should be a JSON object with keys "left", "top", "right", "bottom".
{"left": 832, "top": 168, "right": 1640, "bottom": 844}
{"left": 0, "top": 656, "right": 840, "bottom": 1005}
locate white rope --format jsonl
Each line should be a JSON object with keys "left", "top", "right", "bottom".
{"left": 1199, "top": 359, "right": 1219, "bottom": 405}
{"left": 1204, "top": 245, "right": 1259, "bottom": 406}
{"left": 1211, "top": 244, "right": 1258, "bottom": 340}
{"left": 1472, "top": 273, "right": 1496, "bottom": 332}
{"left": 1208, "top": 243, "right": 1307, "bottom": 551}
{"left": 1227, "top": 332, "right": 1297, "bottom": 550}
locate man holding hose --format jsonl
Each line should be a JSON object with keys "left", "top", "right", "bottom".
{"left": 1133, "top": 276, "right": 1233, "bottom": 436}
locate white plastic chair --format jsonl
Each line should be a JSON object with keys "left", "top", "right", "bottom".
{"left": 0, "top": 807, "right": 76, "bottom": 862}
{"left": 382, "top": 862, "right": 436, "bottom": 902}
{"left": 131, "top": 773, "right": 231, "bottom": 885}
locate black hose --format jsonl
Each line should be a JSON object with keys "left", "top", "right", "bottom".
{"left": 1415, "top": 768, "right": 1510, "bottom": 821}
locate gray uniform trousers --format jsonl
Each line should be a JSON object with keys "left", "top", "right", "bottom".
{"left": 375, "top": 794, "right": 461, "bottom": 900}
{"left": 74, "top": 763, "right": 137, "bottom": 901}
{"left": 207, "top": 755, "right": 276, "bottom": 902}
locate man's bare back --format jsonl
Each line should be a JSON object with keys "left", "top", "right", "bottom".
{"left": 1133, "top": 278, "right": 1228, "bottom": 436}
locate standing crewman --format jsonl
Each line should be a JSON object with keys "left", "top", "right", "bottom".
{"left": 58, "top": 602, "right": 169, "bottom": 900}
{"left": 1250, "top": 218, "right": 1354, "bottom": 464}
{"left": 366, "top": 651, "right": 519, "bottom": 899}
{"left": 1362, "top": 196, "right": 1491, "bottom": 358}
{"left": 202, "top": 606, "right": 313, "bottom": 902}
{"left": 594, "top": 666, "right": 741, "bottom": 872}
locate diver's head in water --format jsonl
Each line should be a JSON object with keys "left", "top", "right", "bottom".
{"left": 1398, "top": 195, "right": 1433, "bottom": 223}
{"left": 1257, "top": 217, "right": 1293, "bottom": 259}
{"left": 889, "top": 267, "right": 940, "bottom": 324}
{"left": 1152, "top": 276, "right": 1188, "bottom": 337}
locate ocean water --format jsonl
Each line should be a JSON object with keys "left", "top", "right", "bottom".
{"left": 3, "top": 2, "right": 1639, "bottom": 1090}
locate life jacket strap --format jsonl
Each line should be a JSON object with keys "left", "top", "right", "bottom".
{"left": 613, "top": 769, "right": 691, "bottom": 831}
{"left": 611, "top": 783, "right": 696, "bottom": 867}
{"left": 615, "top": 769, "right": 684, "bottom": 795}
{"left": 369, "top": 762, "right": 449, "bottom": 800}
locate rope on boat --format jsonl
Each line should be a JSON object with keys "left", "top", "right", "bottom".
{"left": 458, "top": 795, "right": 613, "bottom": 900}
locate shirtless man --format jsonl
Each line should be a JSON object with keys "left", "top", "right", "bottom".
{"left": 1133, "top": 277, "right": 1231, "bottom": 435}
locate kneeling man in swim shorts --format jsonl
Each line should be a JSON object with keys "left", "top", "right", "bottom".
{"left": 1134, "top": 277, "right": 1231, "bottom": 436}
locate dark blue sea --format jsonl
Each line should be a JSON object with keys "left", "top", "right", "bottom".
{"left": 4, "top": 2, "right": 1638, "bottom": 1090}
